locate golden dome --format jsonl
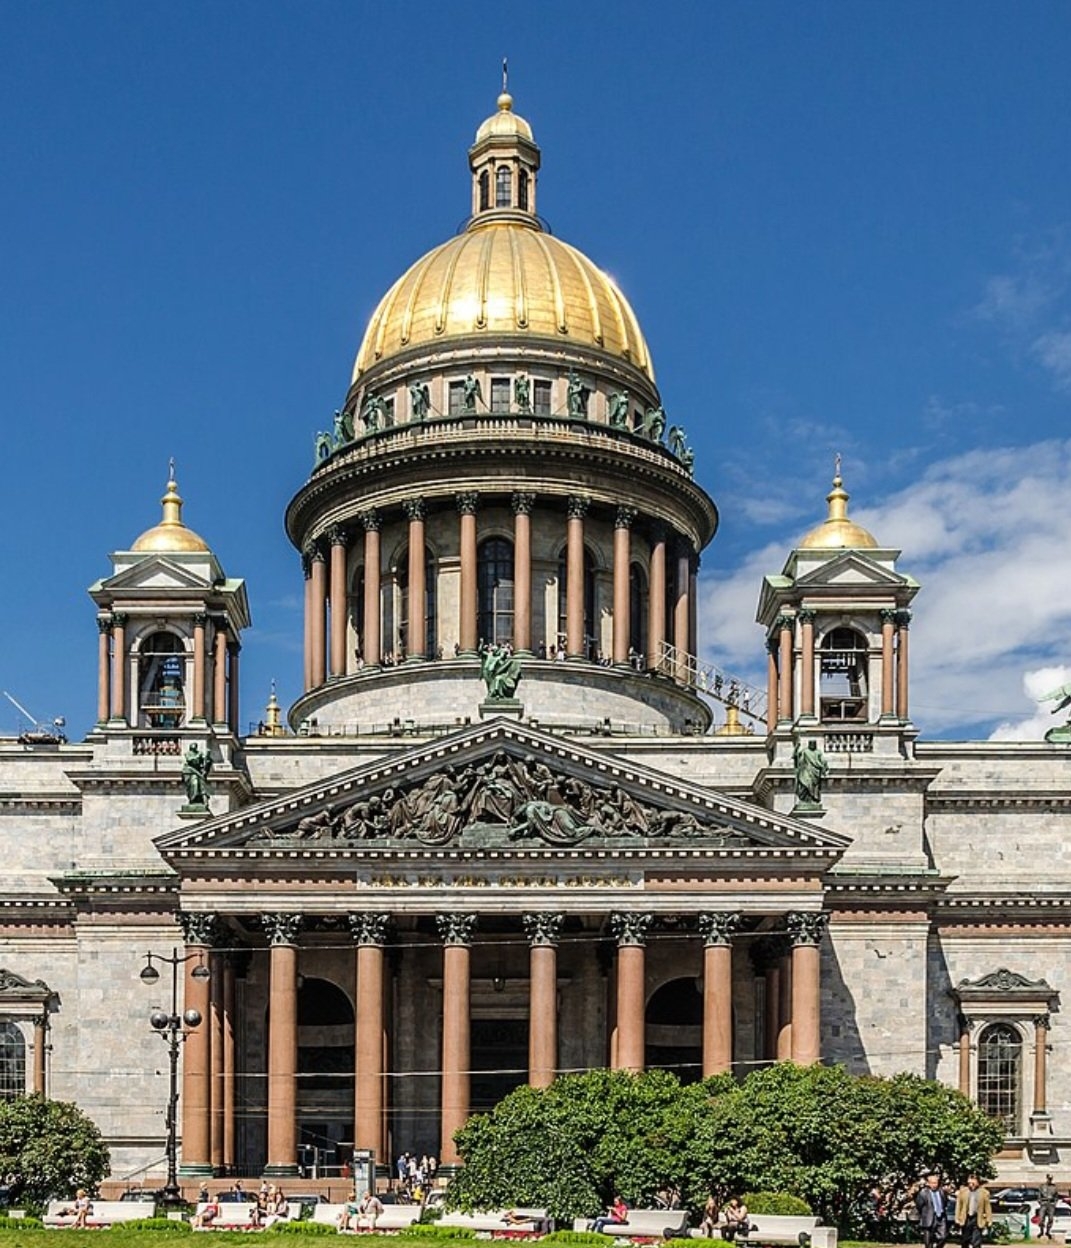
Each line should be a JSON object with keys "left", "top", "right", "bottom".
{"left": 474, "top": 92, "right": 534, "bottom": 143}
{"left": 132, "top": 469, "right": 210, "bottom": 554}
{"left": 353, "top": 220, "right": 653, "bottom": 380}
{"left": 798, "top": 469, "right": 879, "bottom": 551}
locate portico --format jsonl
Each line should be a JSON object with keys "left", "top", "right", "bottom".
{"left": 157, "top": 719, "right": 844, "bottom": 1176}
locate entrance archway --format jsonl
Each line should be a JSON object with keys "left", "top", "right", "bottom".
{"left": 646, "top": 977, "right": 703, "bottom": 1083}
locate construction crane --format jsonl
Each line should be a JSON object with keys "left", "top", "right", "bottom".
{"left": 2, "top": 691, "right": 67, "bottom": 745}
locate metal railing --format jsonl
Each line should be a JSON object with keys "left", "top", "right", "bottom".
{"left": 655, "top": 642, "right": 767, "bottom": 727}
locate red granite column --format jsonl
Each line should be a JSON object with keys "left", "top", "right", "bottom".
{"left": 566, "top": 497, "right": 589, "bottom": 659}
{"left": 438, "top": 914, "right": 477, "bottom": 1166}
{"left": 777, "top": 951, "right": 793, "bottom": 1060}
{"left": 896, "top": 610, "right": 911, "bottom": 721}
{"left": 350, "top": 913, "right": 390, "bottom": 1159}
{"left": 33, "top": 1014, "right": 47, "bottom": 1096}
{"left": 404, "top": 502, "right": 427, "bottom": 660}
{"left": 799, "top": 610, "right": 817, "bottom": 719}
{"left": 647, "top": 528, "right": 666, "bottom": 672}
{"left": 674, "top": 543, "right": 691, "bottom": 679}
{"left": 362, "top": 512, "right": 383, "bottom": 667}
{"left": 97, "top": 617, "right": 111, "bottom": 725}
{"left": 612, "top": 508, "right": 635, "bottom": 666}
{"left": 456, "top": 494, "right": 479, "bottom": 655}
{"left": 110, "top": 613, "right": 127, "bottom": 722}
{"left": 1034, "top": 1013, "right": 1051, "bottom": 1114}
{"left": 788, "top": 913, "right": 827, "bottom": 1067}
{"left": 699, "top": 914, "right": 739, "bottom": 1076}
{"left": 611, "top": 913, "right": 651, "bottom": 1072}
{"left": 512, "top": 493, "right": 536, "bottom": 654}
{"left": 212, "top": 625, "right": 228, "bottom": 726}
{"left": 310, "top": 546, "right": 327, "bottom": 686}
{"left": 223, "top": 957, "right": 236, "bottom": 1172}
{"left": 178, "top": 913, "right": 216, "bottom": 1176}
{"left": 767, "top": 640, "right": 779, "bottom": 734}
{"left": 880, "top": 609, "right": 897, "bottom": 718}
{"left": 262, "top": 913, "right": 302, "bottom": 1176}
{"left": 329, "top": 527, "right": 349, "bottom": 677}
{"left": 524, "top": 913, "right": 563, "bottom": 1088}
{"left": 957, "top": 1016, "right": 972, "bottom": 1096}
{"left": 192, "top": 613, "right": 207, "bottom": 722}
{"left": 302, "top": 550, "right": 314, "bottom": 692}
{"left": 777, "top": 615, "right": 794, "bottom": 723}
{"left": 209, "top": 950, "right": 224, "bottom": 1173}
{"left": 227, "top": 642, "right": 240, "bottom": 735}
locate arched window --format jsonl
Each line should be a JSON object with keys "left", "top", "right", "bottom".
{"left": 478, "top": 538, "right": 514, "bottom": 646}
{"left": 0, "top": 1022, "right": 26, "bottom": 1100}
{"left": 518, "top": 170, "right": 529, "bottom": 212}
{"left": 819, "top": 626, "right": 868, "bottom": 722}
{"left": 629, "top": 563, "right": 648, "bottom": 666}
{"left": 556, "top": 547, "right": 597, "bottom": 659}
{"left": 977, "top": 1023, "right": 1022, "bottom": 1132}
{"left": 396, "top": 546, "right": 438, "bottom": 658}
{"left": 138, "top": 631, "right": 186, "bottom": 728}
{"left": 646, "top": 977, "right": 703, "bottom": 1083}
{"left": 478, "top": 170, "right": 490, "bottom": 212}
{"left": 495, "top": 165, "right": 511, "bottom": 208}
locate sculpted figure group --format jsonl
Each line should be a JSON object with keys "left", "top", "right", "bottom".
{"left": 269, "top": 751, "right": 738, "bottom": 848}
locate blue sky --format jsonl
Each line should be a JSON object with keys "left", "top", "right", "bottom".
{"left": 2, "top": 1, "right": 1070, "bottom": 740}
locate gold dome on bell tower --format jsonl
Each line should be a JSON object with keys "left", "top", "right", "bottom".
{"left": 798, "top": 460, "right": 879, "bottom": 551}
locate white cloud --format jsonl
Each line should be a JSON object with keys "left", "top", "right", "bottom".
{"left": 1033, "top": 330, "right": 1071, "bottom": 392}
{"left": 990, "top": 665, "right": 1071, "bottom": 741}
{"left": 699, "top": 438, "right": 1071, "bottom": 737}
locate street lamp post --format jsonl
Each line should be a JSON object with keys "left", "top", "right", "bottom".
{"left": 140, "top": 948, "right": 211, "bottom": 1205}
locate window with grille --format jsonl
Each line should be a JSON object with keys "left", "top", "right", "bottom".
{"left": 533, "top": 380, "right": 551, "bottom": 415}
{"left": 478, "top": 538, "right": 514, "bottom": 646}
{"left": 977, "top": 1022, "right": 1022, "bottom": 1132}
{"left": 490, "top": 378, "right": 511, "bottom": 413}
{"left": 0, "top": 1023, "right": 25, "bottom": 1100}
{"left": 495, "top": 165, "right": 511, "bottom": 208}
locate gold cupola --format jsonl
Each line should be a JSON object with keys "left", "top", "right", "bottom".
{"left": 131, "top": 465, "right": 210, "bottom": 554}
{"left": 351, "top": 88, "right": 653, "bottom": 382}
{"left": 798, "top": 465, "right": 878, "bottom": 551}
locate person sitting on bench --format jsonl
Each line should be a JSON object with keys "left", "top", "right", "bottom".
{"left": 591, "top": 1196, "right": 629, "bottom": 1234}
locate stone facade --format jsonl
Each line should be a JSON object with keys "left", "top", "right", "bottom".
{"left": 1, "top": 90, "right": 1069, "bottom": 1190}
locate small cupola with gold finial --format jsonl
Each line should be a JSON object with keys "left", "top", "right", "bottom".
{"left": 468, "top": 62, "right": 541, "bottom": 224}
{"left": 798, "top": 456, "right": 879, "bottom": 551}
{"left": 131, "top": 460, "right": 210, "bottom": 554}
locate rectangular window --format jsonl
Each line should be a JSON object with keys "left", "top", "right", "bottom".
{"left": 491, "top": 377, "right": 511, "bottom": 413}
{"left": 448, "top": 381, "right": 466, "bottom": 417}
{"left": 533, "top": 380, "right": 551, "bottom": 415}
{"left": 382, "top": 397, "right": 395, "bottom": 427}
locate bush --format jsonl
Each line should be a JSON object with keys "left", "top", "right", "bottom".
{"left": 540, "top": 1236, "right": 609, "bottom": 1246}
{"left": 743, "top": 1193, "right": 813, "bottom": 1217}
{"left": 398, "top": 1224, "right": 479, "bottom": 1239}
{"left": 420, "top": 1206, "right": 444, "bottom": 1224}
{"left": 663, "top": 1239, "right": 696, "bottom": 1248}
{"left": 0, "top": 1095, "right": 110, "bottom": 1206}
{"left": 268, "top": 1221, "right": 338, "bottom": 1235}
{"left": 112, "top": 1218, "right": 190, "bottom": 1232}
{"left": 0, "top": 1216, "right": 44, "bottom": 1230}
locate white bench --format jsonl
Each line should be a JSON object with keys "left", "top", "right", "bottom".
{"left": 44, "top": 1199, "right": 157, "bottom": 1227}
{"left": 690, "top": 1215, "right": 836, "bottom": 1248}
{"left": 311, "top": 1202, "right": 422, "bottom": 1231}
{"left": 573, "top": 1210, "right": 690, "bottom": 1239}
{"left": 439, "top": 1207, "right": 551, "bottom": 1235}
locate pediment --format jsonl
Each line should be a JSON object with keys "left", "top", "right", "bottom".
{"left": 794, "top": 550, "right": 908, "bottom": 590}
{"left": 102, "top": 557, "right": 211, "bottom": 592}
{"left": 155, "top": 719, "right": 850, "bottom": 860}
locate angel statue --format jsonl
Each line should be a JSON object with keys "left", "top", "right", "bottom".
{"left": 1041, "top": 680, "right": 1071, "bottom": 743}
{"left": 480, "top": 642, "right": 522, "bottom": 701}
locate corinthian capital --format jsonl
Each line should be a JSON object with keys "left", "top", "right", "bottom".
{"left": 610, "top": 912, "right": 652, "bottom": 948}
{"left": 348, "top": 913, "right": 392, "bottom": 947}
{"left": 698, "top": 912, "right": 740, "bottom": 947}
{"left": 178, "top": 912, "right": 218, "bottom": 948}
{"left": 261, "top": 913, "right": 303, "bottom": 947}
{"left": 436, "top": 913, "right": 478, "bottom": 947}
{"left": 523, "top": 912, "right": 564, "bottom": 947}
{"left": 786, "top": 911, "right": 828, "bottom": 948}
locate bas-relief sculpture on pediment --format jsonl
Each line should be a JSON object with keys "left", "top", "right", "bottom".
{"left": 250, "top": 750, "right": 750, "bottom": 850}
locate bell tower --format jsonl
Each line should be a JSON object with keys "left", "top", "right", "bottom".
{"left": 756, "top": 466, "right": 918, "bottom": 758}
{"left": 88, "top": 467, "right": 250, "bottom": 740}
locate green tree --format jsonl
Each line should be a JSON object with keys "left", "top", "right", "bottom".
{"left": 448, "top": 1065, "right": 1003, "bottom": 1234}
{"left": 0, "top": 1094, "right": 110, "bottom": 1205}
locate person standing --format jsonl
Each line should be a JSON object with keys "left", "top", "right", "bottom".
{"left": 954, "top": 1175, "right": 992, "bottom": 1248}
{"left": 1038, "top": 1175, "right": 1059, "bottom": 1240}
{"left": 916, "top": 1173, "right": 949, "bottom": 1248}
